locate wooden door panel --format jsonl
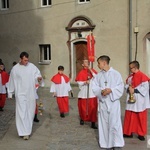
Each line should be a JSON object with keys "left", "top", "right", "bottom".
{"left": 74, "top": 41, "right": 87, "bottom": 75}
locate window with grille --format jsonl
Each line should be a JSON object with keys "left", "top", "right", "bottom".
{"left": 41, "top": 0, "right": 51, "bottom": 7}
{"left": 39, "top": 44, "right": 51, "bottom": 64}
{"left": 78, "top": 0, "right": 90, "bottom": 4}
{"left": 0, "top": 0, "right": 9, "bottom": 10}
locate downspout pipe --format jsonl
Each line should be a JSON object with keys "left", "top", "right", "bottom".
{"left": 129, "top": 0, "right": 132, "bottom": 64}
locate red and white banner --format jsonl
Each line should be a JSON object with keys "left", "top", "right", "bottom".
{"left": 87, "top": 33, "right": 95, "bottom": 62}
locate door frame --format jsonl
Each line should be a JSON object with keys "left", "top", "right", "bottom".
{"left": 70, "top": 39, "right": 87, "bottom": 82}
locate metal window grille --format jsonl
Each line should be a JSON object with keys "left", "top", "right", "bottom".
{"left": 39, "top": 44, "right": 51, "bottom": 62}
{"left": 42, "top": 0, "right": 51, "bottom": 6}
{"left": 0, "top": 0, "right": 9, "bottom": 9}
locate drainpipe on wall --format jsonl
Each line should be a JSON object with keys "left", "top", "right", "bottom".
{"left": 134, "top": 0, "right": 139, "bottom": 61}
{"left": 134, "top": 27, "right": 139, "bottom": 60}
{"left": 129, "top": 0, "right": 132, "bottom": 66}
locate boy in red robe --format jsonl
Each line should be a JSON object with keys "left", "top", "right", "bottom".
{"left": 0, "top": 62, "right": 9, "bottom": 111}
{"left": 50, "top": 66, "right": 72, "bottom": 118}
{"left": 75, "top": 59, "right": 98, "bottom": 129}
{"left": 123, "top": 60, "right": 150, "bottom": 141}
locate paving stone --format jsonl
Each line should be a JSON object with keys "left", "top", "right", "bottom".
{"left": 0, "top": 87, "right": 149, "bottom": 150}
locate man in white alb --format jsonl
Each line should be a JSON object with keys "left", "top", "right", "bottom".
{"left": 92, "top": 55, "right": 124, "bottom": 150}
{"left": 7, "top": 51, "right": 43, "bottom": 140}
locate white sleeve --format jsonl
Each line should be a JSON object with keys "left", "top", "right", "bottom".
{"left": 92, "top": 75, "right": 104, "bottom": 102}
{"left": 67, "top": 82, "right": 72, "bottom": 91}
{"left": 109, "top": 74, "right": 124, "bottom": 101}
{"left": 34, "top": 66, "right": 45, "bottom": 87}
{"left": 135, "top": 81, "right": 149, "bottom": 97}
{"left": 7, "top": 70, "right": 15, "bottom": 98}
{"left": 50, "top": 82, "right": 56, "bottom": 93}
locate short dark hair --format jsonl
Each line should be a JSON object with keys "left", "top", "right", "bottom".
{"left": 20, "top": 52, "right": 29, "bottom": 59}
{"left": 97, "top": 55, "right": 110, "bottom": 64}
{"left": 13, "top": 61, "right": 17, "bottom": 66}
{"left": 58, "top": 65, "right": 64, "bottom": 71}
{"left": 0, "top": 61, "right": 4, "bottom": 65}
{"left": 129, "top": 60, "right": 140, "bottom": 69}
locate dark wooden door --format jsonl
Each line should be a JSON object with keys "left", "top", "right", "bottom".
{"left": 74, "top": 41, "right": 88, "bottom": 75}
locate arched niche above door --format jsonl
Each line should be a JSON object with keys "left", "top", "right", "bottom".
{"left": 66, "top": 15, "right": 96, "bottom": 33}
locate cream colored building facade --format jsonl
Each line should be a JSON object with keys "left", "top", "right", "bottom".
{"left": 0, "top": 0, "right": 150, "bottom": 87}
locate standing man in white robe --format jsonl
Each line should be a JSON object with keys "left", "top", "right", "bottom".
{"left": 92, "top": 55, "right": 124, "bottom": 150}
{"left": 7, "top": 52, "right": 43, "bottom": 140}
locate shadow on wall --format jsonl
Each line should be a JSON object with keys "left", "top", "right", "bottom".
{"left": 0, "top": 1, "right": 44, "bottom": 73}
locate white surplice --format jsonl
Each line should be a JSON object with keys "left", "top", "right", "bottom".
{"left": 77, "top": 72, "right": 97, "bottom": 99}
{"left": 125, "top": 76, "right": 150, "bottom": 112}
{"left": 92, "top": 67, "right": 124, "bottom": 149}
{"left": 50, "top": 77, "right": 72, "bottom": 96}
{"left": 7, "top": 62, "right": 42, "bottom": 136}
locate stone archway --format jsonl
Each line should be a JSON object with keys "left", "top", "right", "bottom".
{"left": 144, "top": 33, "right": 150, "bottom": 76}
{"left": 66, "top": 16, "right": 95, "bottom": 82}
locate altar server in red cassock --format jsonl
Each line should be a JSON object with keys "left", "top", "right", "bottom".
{"left": 50, "top": 66, "right": 72, "bottom": 118}
{"left": 123, "top": 60, "right": 150, "bottom": 141}
{"left": 0, "top": 62, "right": 9, "bottom": 111}
{"left": 75, "top": 59, "right": 98, "bottom": 129}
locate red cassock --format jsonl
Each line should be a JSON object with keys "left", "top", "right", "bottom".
{"left": 51, "top": 73, "right": 70, "bottom": 113}
{"left": 0, "top": 71, "right": 9, "bottom": 108}
{"left": 123, "top": 109, "right": 147, "bottom": 136}
{"left": 35, "top": 84, "right": 39, "bottom": 114}
{"left": 35, "top": 104, "right": 38, "bottom": 114}
{"left": 56, "top": 97, "right": 69, "bottom": 113}
{"left": 75, "top": 68, "right": 98, "bottom": 122}
{"left": 123, "top": 71, "right": 149, "bottom": 136}
{"left": 78, "top": 97, "right": 97, "bottom": 122}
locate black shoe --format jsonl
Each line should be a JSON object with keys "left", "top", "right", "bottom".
{"left": 91, "top": 122, "right": 98, "bottom": 129}
{"left": 80, "top": 119, "right": 84, "bottom": 125}
{"left": 34, "top": 117, "right": 39, "bottom": 122}
{"left": 138, "top": 135, "right": 145, "bottom": 141}
{"left": 34, "top": 114, "right": 39, "bottom": 122}
{"left": 0, "top": 107, "right": 4, "bottom": 111}
{"left": 123, "top": 134, "right": 133, "bottom": 138}
{"left": 113, "top": 147, "right": 122, "bottom": 150}
{"left": 60, "top": 113, "right": 65, "bottom": 118}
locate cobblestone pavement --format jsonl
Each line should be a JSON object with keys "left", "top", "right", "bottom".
{"left": 0, "top": 87, "right": 149, "bottom": 150}
{"left": 0, "top": 99, "right": 15, "bottom": 139}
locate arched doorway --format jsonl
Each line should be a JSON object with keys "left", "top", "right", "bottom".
{"left": 66, "top": 16, "right": 95, "bottom": 82}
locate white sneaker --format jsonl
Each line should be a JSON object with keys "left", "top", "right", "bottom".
{"left": 23, "top": 135, "right": 29, "bottom": 140}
